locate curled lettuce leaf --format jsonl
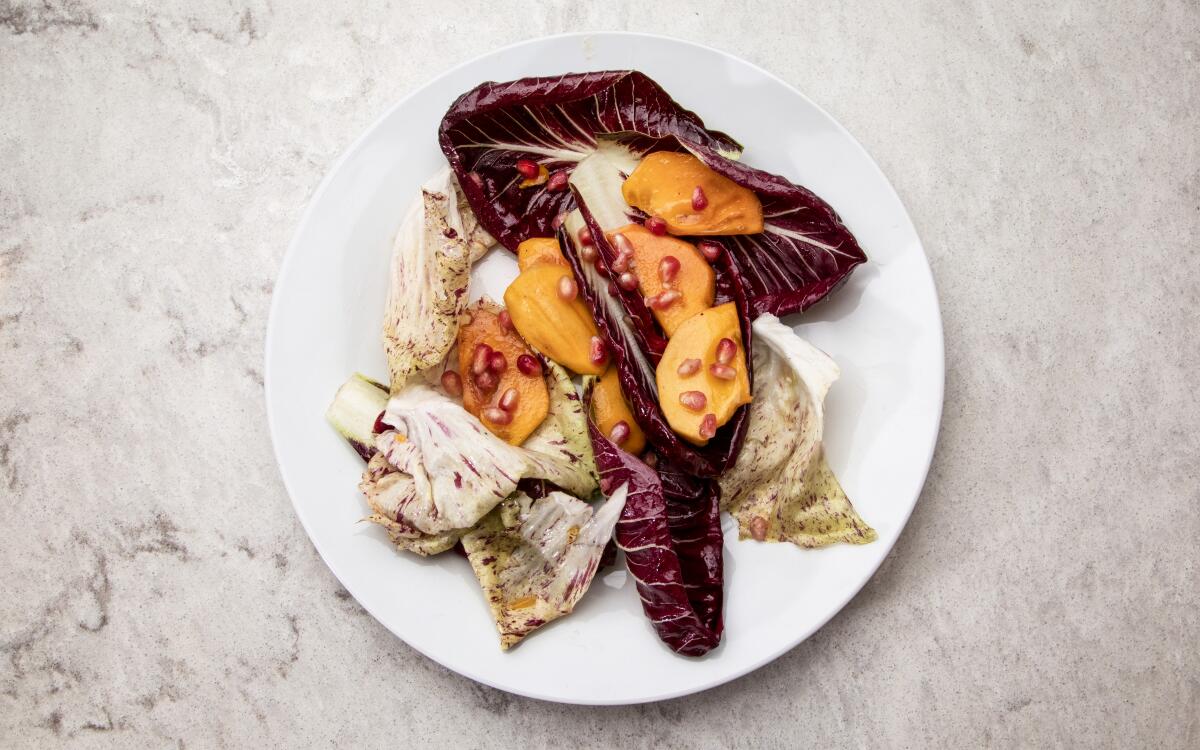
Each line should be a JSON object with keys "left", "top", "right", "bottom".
{"left": 588, "top": 407, "right": 723, "bottom": 656}
{"left": 462, "top": 487, "right": 626, "bottom": 649}
{"left": 438, "top": 71, "right": 742, "bottom": 252}
{"left": 361, "top": 356, "right": 597, "bottom": 552}
{"left": 719, "top": 315, "right": 875, "bottom": 547}
{"left": 382, "top": 168, "right": 492, "bottom": 390}
{"left": 681, "top": 144, "right": 867, "bottom": 318}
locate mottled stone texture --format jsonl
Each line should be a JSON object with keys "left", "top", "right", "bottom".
{"left": 1, "top": 1, "right": 1197, "bottom": 747}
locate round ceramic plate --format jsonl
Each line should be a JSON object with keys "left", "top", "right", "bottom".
{"left": 266, "top": 32, "right": 943, "bottom": 705}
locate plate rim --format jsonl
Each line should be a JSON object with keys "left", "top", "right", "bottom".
{"left": 264, "top": 30, "right": 945, "bottom": 705}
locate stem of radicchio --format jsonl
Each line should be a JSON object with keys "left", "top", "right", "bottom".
{"left": 588, "top": 417, "right": 723, "bottom": 656}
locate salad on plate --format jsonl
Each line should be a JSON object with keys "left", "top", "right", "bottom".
{"left": 325, "top": 71, "right": 876, "bottom": 656}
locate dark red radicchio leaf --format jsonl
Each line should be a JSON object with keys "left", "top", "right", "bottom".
{"left": 681, "top": 143, "right": 868, "bottom": 317}
{"left": 438, "top": 71, "right": 742, "bottom": 252}
{"left": 589, "top": 420, "right": 722, "bottom": 656}
{"left": 558, "top": 218, "right": 751, "bottom": 478}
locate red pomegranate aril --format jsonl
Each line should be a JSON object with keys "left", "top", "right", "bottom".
{"left": 440, "top": 370, "right": 463, "bottom": 397}
{"left": 497, "top": 310, "right": 513, "bottom": 331}
{"left": 577, "top": 226, "right": 593, "bottom": 246}
{"left": 580, "top": 244, "right": 598, "bottom": 263}
{"left": 482, "top": 406, "right": 512, "bottom": 425}
{"left": 691, "top": 185, "right": 708, "bottom": 211}
{"left": 749, "top": 516, "right": 768, "bottom": 541}
{"left": 607, "top": 280, "right": 619, "bottom": 296}
{"left": 551, "top": 211, "right": 567, "bottom": 230}
{"left": 647, "top": 289, "right": 682, "bottom": 310}
{"left": 594, "top": 258, "right": 608, "bottom": 278}
{"left": 471, "top": 343, "right": 493, "bottom": 375}
{"left": 679, "top": 390, "right": 707, "bottom": 411}
{"left": 617, "top": 272, "right": 639, "bottom": 291}
{"left": 644, "top": 216, "right": 667, "bottom": 235}
{"left": 474, "top": 370, "right": 498, "bottom": 394}
{"left": 659, "top": 255, "right": 681, "bottom": 284}
{"left": 676, "top": 358, "right": 702, "bottom": 376}
{"left": 612, "top": 232, "right": 634, "bottom": 256}
{"left": 609, "top": 420, "right": 631, "bottom": 446}
{"left": 515, "top": 159, "right": 539, "bottom": 179}
{"left": 589, "top": 336, "right": 607, "bottom": 366}
{"left": 697, "top": 240, "right": 722, "bottom": 262}
{"left": 546, "top": 171, "right": 569, "bottom": 192}
{"left": 516, "top": 354, "right": 542, "bottom": 376}
{"left": 611, "top": 251, "right": 631, "bottom": 273}
{"left": 709, "top": 363, "right": 737, "bottom": 381}
{"left": 698, "top": 413, "right": 718, "bottom": 439}
{"left": 643, "top": 451, "right": 658, "bottom": 468}
{"left": 557, "top": 275, "right": 578, "bottom": 301}
{"left": 487, "top": 351, "right": 507, "bottom": 374}
{"left": 715, "top": 337, "right": 737, "bottom": 365}
{"left": 498, "top": 387, "right": 520, "bottom": 412}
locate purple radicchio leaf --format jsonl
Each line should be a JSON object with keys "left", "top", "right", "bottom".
{"left": 680, "top": 143, "right": 868, "bottom": 318}
{"left": 588, "top": 420, "right": 723, "bottom": 656}
{"left": 558, "top": 212, "right": 752, "bottom": 478}
{"left": 438, "top": 71, "right": 742, "bottom": 252}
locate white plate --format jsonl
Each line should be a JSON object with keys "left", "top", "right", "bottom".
{"left": 265, "top": 32, "right": 943, "bottom": 705}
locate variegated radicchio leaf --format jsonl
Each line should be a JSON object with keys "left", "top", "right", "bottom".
{"left": 682, "top": 143, "right": 868, "bottom": 317}
{"left": 589, "top": 421, "right": 723, "bottom": 656}
{"left": 438, "top": 71, "right": 742, "bottom": 252}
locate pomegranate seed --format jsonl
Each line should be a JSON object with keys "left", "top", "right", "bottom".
{"left": 546, "top": 171, "right": 568, "bottom": 192}
{"left": 488, "top": 351, "right": 507, "bottom": 373}
{"left": 647, "top": 289, "right": 681, "bottom": 310}
{"left": 643, "top": 451, "right": 658, "bottom": 468}
{"left": 466, "top": 172, "right": 483, "bottom": 188}
{"left": 698, "top": 240, "right": 722, "bottom": 262}
{"left": 659, "top": 255, "right": 680, "bottom": 284}
{"left": 474, "top": 369, "right": 498, "bottom": 393}
{"left": 589, "top": 336, "right": 607, "bottom": 366}
{"left": 611, "top": 251, "right": 631, "bottom": 273}
{"left": 691, "top": 185, "right": 708, "bottom": 211}
{"left": 679, "top": 391, "right": 707, "bottom": 411}
{"left": 497, "top": 310, "right": 513, "bottom": 331}
{"left": 440, "top": 370, "right": 463, "bottom": 397}
{"left": 709, "top": 363, "right": 737, "bottom": 380}
{"left": 577, "top": 226, "right": 593, "bottom": 246}
{"left": 471, "top": 343, "right": 493, "bottom": 375}
{"left": 482, "top": 406, "right": 512, "bottom": 425}
{"left": 498, "top": 387, "right": 520, "bottom": 412}
{"left": 580, "top": 244, "right": 598, "bottom": 263}
{"left": 551, "top": 212, "right": 567, "bottom": 230}
{"left": 698, "top": 413, "right": 718, "bottom": 439}
{"left": 557, "top": 275, "right": 578, "bottom": 301}
{"left": 715, "top": 337, "right": 737, "bottom": 365}
{"left": 593, "top": 257, "right": 608, "bottom": 277}
{"left": 676, "top": 358, "right": 702, "bottom": 376}
{"left": 612, "top": 232, "right": 634, "bottom": 256}
{"left": 516, "top": 354, "right": 541, "bottom": 376}
{"left": 617, "top": 272, "right": 639, "bottom": 291}
{"left": 515, "top": 159, "right": 539, "bottom": 179}
{"left": 644, "top": 216, "right": 667, "bottom": 235}
{"left": 609, "top": 420, "right": 631, "bottom": 446}
{"left": 607, "top": 281, "right": 619, "bottom": 296}
{"left": 749, "top": 516, "right": 768, "bottom": 541}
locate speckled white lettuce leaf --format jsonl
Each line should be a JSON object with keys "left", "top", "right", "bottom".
{"left": 462, "top": 486, "right": 627, "bottom": 649}
{"left": 719, "top": 314, "right": 876, "bottom": 547}
{"left": 381, "top": 168, "right": 492, "bottom": 390}
{"left": 361, "top": 377, "right": 597, "bottom": 542}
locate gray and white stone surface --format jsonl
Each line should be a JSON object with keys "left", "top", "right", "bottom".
{"left": 1, "top": 1, "right": 1197, "bottom": 747}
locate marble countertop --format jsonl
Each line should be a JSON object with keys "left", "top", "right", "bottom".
{"left": 2, "top": 2, "right": 1197, "bottom": 747}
